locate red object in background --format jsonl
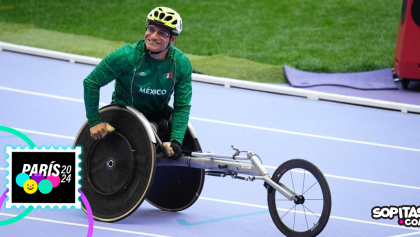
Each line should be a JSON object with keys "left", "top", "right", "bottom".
{"left": 394, "top": 0, "right": 420, "bottom": 88}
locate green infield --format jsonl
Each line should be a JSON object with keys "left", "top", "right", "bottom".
{"left": 0, "top": 0, "right": 401, "bottom": 83}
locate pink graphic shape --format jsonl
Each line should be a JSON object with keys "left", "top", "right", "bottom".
{"left": 46, "top": 174, "right": 61, "bottom": 188}
{"left": 399, "top": 219, "right": 404, "bottom": 224}
{"left": 31, "top": 173, "right": 45, "bottom": 184}
{"left": 79, "top": 189, "right": 94, "bottom": 237}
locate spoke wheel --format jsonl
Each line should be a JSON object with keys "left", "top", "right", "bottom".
{"left": 267, "top": 159, "right": 331, "bottom": 237}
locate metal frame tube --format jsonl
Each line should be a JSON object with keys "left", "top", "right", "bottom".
{"left": 156, "top": 152, "right": 300, "bottom": 201}
{"left": 261, "top": 177, "right": 295, "bottom": 200}
{"left": 156, "top": 154, "right": 262, "bottom": 176}
{"left": 247, "top": 151, "right": 269, "bottom": 176}
{"left": 190, "top": 152, "right": 249, "bottom": 160}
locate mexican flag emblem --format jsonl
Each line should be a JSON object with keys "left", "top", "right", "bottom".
{"left": 166, "top": 73, "right": 172, "bottom": 79}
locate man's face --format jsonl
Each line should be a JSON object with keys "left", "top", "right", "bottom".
{"left": 144, "top": 24, "right": 176, "bottom": 52}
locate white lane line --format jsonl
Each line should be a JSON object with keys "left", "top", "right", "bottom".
{"left": 0, "top": 198, "right": 416, "bottom": 234}
{"left": 1, "top": 127, "right": 420, "bottom": 191}
{"left": 263, "top": 165, "right": 420, "bottom": 191}
{"left": 200, "top": 197, "right": 419, "bottom": 231}
{"left": 1, "top": 85, "right": 419, "bottom": 153}
{"left": 0, "top": 86, "right": 108, "bottom": 106}
{"left": 10, "top": 127, "right": 75, "bottom": 140}
{"left": 190, "top": 117, "right": 420, "bottom": 153}
{"left": 0, "top": 212, "right": 172, "bottom": 237}
{"left": 320, "top": 173, "right": 420, "bottom": 191}
{"left": 388, "top": 232, "right": 420, "bottom": 237}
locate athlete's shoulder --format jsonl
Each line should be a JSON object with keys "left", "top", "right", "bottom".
{"left": 105, "top": 40, "right": 145, "bottom": 67}
{"left": 131, "top": 40, "right": 147, "bottom": 55}
{"left": 170, "top": 46, "right": 192, "bottom": 76}
{"left": 170, "top": 46, "right": 190, "bottom": 64}
{"left": 114, "top": 40, "right": 146, "bottom": 58}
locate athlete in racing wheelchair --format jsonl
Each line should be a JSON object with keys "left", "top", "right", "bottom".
{"left": 75, "top": 6, "right": 332, "bottom": 237}
{"left": 79, "top": 5, "right": 204, "bottom": 218}
{"left": 85, "top": 6, "right": 189, "bottom": 159}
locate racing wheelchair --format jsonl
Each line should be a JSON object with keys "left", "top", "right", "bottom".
{"left": 73, "top": 104, "right": 332, "bottom": 237}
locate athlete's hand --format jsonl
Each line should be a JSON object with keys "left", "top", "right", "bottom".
{"left": 162, "top": 141, "right": 182, "bottom": 159}
{"left": 90, "top": 123, "right": 115, "bottom": 140}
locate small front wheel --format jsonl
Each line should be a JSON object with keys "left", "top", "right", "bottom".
{"left": 267, "top": 159, "right": 331, "bottom": 237}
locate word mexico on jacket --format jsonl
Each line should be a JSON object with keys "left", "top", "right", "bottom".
{"left": 5, "top": 147, "right": 81, "bottom": 209}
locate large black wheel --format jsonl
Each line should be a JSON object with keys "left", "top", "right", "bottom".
{"left": 146, "top": 123, "right": 205, "bottom": 212}
{"left": 267, "top": 159, "right": 331, "bottom": 237}
{"left": 73, "top": 105, "right": 156, "bottom": 222}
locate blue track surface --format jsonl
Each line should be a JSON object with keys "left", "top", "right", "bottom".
{"left": 1, "top": 50, "right": 420, "bottom": 237}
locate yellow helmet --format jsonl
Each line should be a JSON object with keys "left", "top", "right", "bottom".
{"left": 146, "top": 7, "right": 183, "bottom": 36}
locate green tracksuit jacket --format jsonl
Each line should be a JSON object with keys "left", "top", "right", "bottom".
{"left": 83, "top": 40, "right": 192, "bottom": 144}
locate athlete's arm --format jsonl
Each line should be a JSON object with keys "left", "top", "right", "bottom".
{"left": 169, "top": 56, "right": 193, "bottom": 145}
{"left": 83, "top": 46, "right": 132, "bottom": 137}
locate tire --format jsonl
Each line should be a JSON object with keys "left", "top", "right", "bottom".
{"left": 73, "top": 105, "right": 156, "bottom": 222}
{"left": 146, "top": 126, "right": 205, "bottom": 212}
{"left": 267, "top": 159, "right": 331, "bottom": 237}
{"left": 401, "top": 78, "right": 410, "bottom": 89}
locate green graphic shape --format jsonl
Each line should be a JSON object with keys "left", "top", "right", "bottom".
{"left": 38, "top": 180, "right": 53, "bottom": 194}
{"left": 0, "top": 126, "right": 35, "bottom": 148}
{"left": 0, "top": 206, "right": 34, "bottom": 226}
{"left": 0, "top": 126, "right": 35, "bottom": 225}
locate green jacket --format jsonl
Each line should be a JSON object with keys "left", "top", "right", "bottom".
{"left": 83, "top": 40, "right": 192, "bottom": 144}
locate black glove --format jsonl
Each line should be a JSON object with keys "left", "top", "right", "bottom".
{"left": 170, "top": 141, "right": 182, "bottom": 159}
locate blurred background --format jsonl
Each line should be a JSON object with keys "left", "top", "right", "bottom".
{"left": 0, "top": 0, "right": 401, "bottom": 83}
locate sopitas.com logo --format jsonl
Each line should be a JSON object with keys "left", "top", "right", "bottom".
{"left": 372, "top": 205, "right": 420, "bottom": 227}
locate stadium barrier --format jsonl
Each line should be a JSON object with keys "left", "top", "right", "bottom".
{"left": 1, "top": 41, "right": 419, "bottom": 114}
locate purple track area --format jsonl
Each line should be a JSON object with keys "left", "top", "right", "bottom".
{"left": 284, "top": 65, "right": 398, "bottom": 90}
{"left": 282, "top": 80, "right": 420, "bottom": 106}
{"left": 1, "top": 50, "right": 420, "bottom": 237}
